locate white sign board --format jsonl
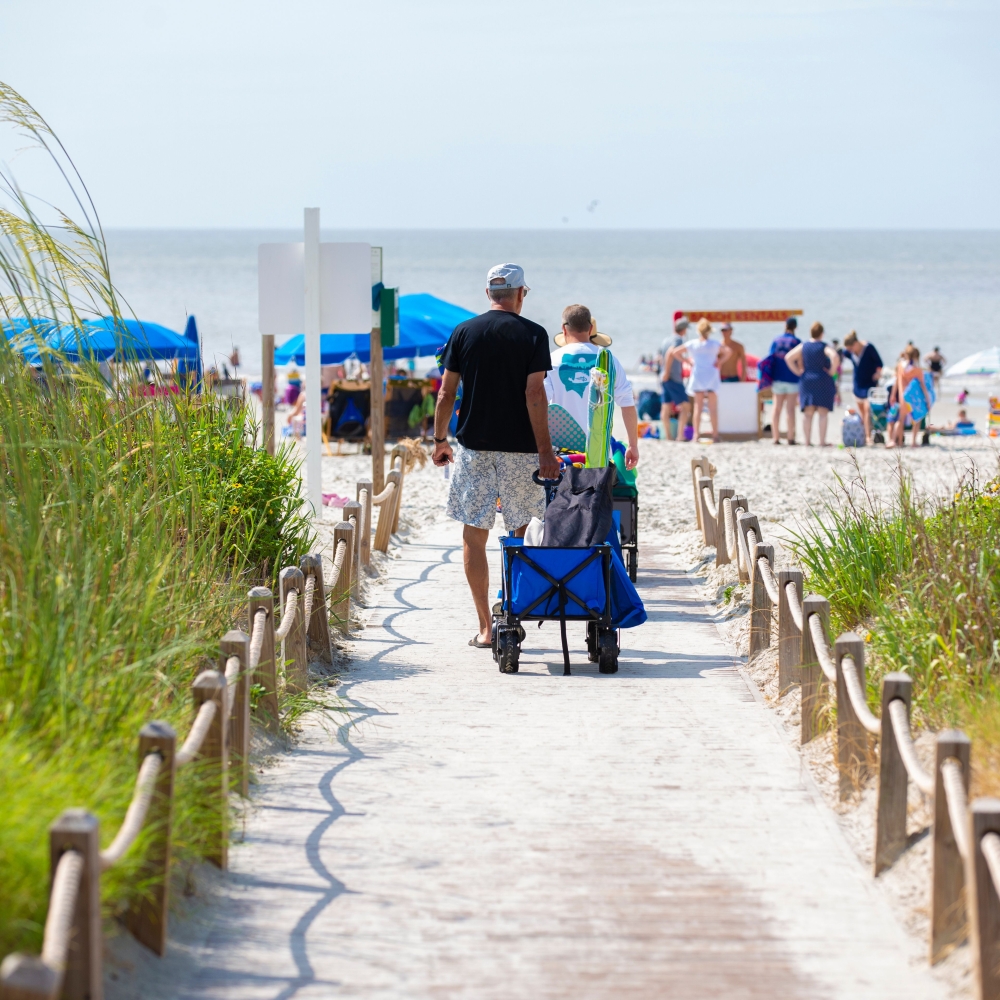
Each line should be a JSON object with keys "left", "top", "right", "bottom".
{"left": 258, "top": 242, "right": 372, "bottom": 336}
{"left": 717, "top": 382, "right": 759, "bottom": 436}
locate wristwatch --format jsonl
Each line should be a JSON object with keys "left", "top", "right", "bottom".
{"left": 434, "top": 436, "right": 448, "bottom": 443}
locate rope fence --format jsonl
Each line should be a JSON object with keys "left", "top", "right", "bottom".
{"left": 0, "top": 448, "right": 414, "bottom": 1000}
{"left": 690, "top": 455, "right": 1000, "bottom": 999}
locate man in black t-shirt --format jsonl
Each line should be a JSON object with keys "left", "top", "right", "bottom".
{"left": 433, "top": 263, "right": 559, "bottom": 650}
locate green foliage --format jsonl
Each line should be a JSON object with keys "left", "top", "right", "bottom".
{"left": 788, "top": 465, "right": 1000, "bottom": 734}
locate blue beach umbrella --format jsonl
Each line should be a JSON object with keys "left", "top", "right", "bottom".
{"left": 48, "top": 317, "right": 199, "bottom": 362}
{"left": 274, "top": 293, "right": 475, "bottom": 366}
{"left": 177, "top": 315, "right": 204, "bottom": 388}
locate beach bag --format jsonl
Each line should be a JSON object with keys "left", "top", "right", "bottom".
{"left": 904, "top": 371, "right": 936, "bottom": 423}
{"left": 542, "top": 466, "right": 617, "bottom": 548}
{"left": 842, "top": 412, "right": 866, "bottom": 448}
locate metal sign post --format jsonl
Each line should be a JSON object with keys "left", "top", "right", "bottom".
{"left": 304, "top": 209, "right": 322, "bottom": 516}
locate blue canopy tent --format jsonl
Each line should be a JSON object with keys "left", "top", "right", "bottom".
{"left": 274, "top": 293, "right": 474, "bottom": 366}
{"left": 46, "top": 317, "right": 199, "bottom": 362}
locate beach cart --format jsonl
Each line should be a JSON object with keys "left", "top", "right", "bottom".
{"left": 612, "top": 481, "right": 638, "bottom": 582}
{"left": 490, "top": 473, "right": 646, "bottom": 677}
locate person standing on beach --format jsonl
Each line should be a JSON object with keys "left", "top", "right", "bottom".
{"left": 676, "top": 318, "right": 730, "bottom": 442}
{"left": 718, "top": 322, "right": 747, "bottom": 381}
{"left": 660, "top": 316, "right": 692, "bottom": 440}
{"left": 785, "top": 322, "right": 837, "bottom": 446}
{"left": 432, "top": 263, "right": 558, "bottom": 649}
{"left": 924, "top": 346, "right": 947, "bottom": 390}
{"left": 766, "top": 317, "right": 801, "bottom": 444}
{"left": 843, "top": 330, "right": 883, "bottom": 445}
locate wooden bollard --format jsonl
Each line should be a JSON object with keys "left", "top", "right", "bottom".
{"left": 192, "top": 670, "right": 228, "bottom": 868}
{"left": 698, "top": 476, "right": 716, "bottom": 547}
{"left": 279, "top": 566, "right": 308, "bottom": 694}
{"left": 248, "top": 587, "right": 279, "bottom": 732}
{"left": 331, "top": 521, "right": 355, "bottom": 632}
{"left": 343, "top": 500, "right": 362, "bottom": 596}
{"left": 931, "top": 730, "right": 972, "bottom": 964}
{"left": 50, "top": 809, "right": 102, "bottom": 1000}
{"left": 969, "top": 798, "right": 1000, "bottom": 1000}
{"left": 374, "top": 470, "right": 401, "bottom": 554}
{"left": 220, "top": 630, "right": 251, "bottom": 797}
{"left": 356, "top": 479, "right": 373, "bottom": 567}
{"left": 800, "top": 595, "right": 830, "bottom": 745}
{"left": 715, "top": 487, "right": 734, "bottom": 566}
{"left": 777, "top": 568, "right": 803, "bottom": 695}
{"left": 749, "top": 541, "right": 773, "bottom": 657}
{"left": 874, "top": 672, "right": 913, "bottom": 875}
{"left": 834, "top": 632, "right": 868, "bottom": 800}
{"left": 300, "top": 553, "right": 333, "bottom": 667}
{"left": 732, "top": 495, "right": 750, "bottom": 582}
{"left": 390, "top": 444, "right": 408, "bottom": 534}
{"left": 125, "top": 721, "right": 176, "bottom": 955}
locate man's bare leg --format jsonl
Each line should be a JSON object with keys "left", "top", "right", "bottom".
{"left": 463, "top": 524, "right": 492, "bottom": 644}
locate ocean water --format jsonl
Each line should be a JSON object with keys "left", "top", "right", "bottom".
{"left": 103, "top": 229, "right": 1000, "bottom": 379}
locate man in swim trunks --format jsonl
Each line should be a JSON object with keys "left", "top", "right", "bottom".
{"left": 718, "top": 322, "right": 747, "bottom": 381}
{"left": 660, "top": 317, "right": 692, "bottom": 440}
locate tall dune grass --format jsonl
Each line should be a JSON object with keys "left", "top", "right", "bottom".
{"left": 0, "top": 83, "right": 313, "bottom": 954}
{"left": 788, "top": 464, "right": 1000, "bottom": 793}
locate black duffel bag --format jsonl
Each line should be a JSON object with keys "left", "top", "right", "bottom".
{"left": 541, "top": 466, "right": 617, "bottom": 548}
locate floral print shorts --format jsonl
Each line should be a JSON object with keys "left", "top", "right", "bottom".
{"left": 446, "top": 447, "right": 546, "bottom": 531}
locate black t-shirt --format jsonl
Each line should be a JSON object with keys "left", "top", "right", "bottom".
{"left": 440, "top": 309, "right": 551, "bottom": 452}
{"left": 852, "top": 343, "right": 883, "bottom": 394}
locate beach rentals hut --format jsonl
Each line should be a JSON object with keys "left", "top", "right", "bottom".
{"left": 274, "top": 293, "right": 474, "bottom": 366}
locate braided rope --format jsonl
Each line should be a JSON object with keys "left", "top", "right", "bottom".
{"left": 273, "top": 588, "right": 299, "bottom": 641}
{"left": 887, "top": 699, "right": 934, "bottom": 795}
{"left": 701, "top": 485, "right": 718, "bottom": 520}
{"left": 99, "top": 752, "right": 163, "bottom": 869}
{"left": 941, "top": 758, "right": 971, "bottom": 862}
{"left": 302, "top": 573, "right": 316, "bottom": 627}
{"left": 175, "top": 700, "right": 218, "bottom": 767}
{"left": 40, "top": 850, "right": 84, "bottom": 971}
{"left": 785, "top": 582, "right": 803, "bottom": 630}
{"left": 248, "top": 607, "right": 267, "bottom": 670}
{"left": 807, "top": 612, "right": 838, "bottom": 683}
{"left": 371, "top": 483, "right": 394, "bottom": 505}
{"left": 756, "top": 557, "right": 780, "bottom": 603}
{"left": 840, "top": 655, "right": 881, "bottom": 735}
{"left": 981, "top": 832, "right": 1000, "bottom": 897}
{"left": 328, "top": 538, "right": 347, "bottom": 590}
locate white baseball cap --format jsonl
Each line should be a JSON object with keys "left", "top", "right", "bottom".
{"left": 486, "top": 263, "right": 529, "bottom": 291}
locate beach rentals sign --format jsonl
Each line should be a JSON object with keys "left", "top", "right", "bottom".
{"left": 258, "top": 209, "right": 371, "bottom": 515}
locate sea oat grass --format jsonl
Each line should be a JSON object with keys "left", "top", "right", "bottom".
{"left": 789, "top": 464, "right": 1000, "bottom": 793}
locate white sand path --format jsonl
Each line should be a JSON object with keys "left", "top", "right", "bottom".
{"left": 169, "top": 509, "right": 949, "bottom": 1000}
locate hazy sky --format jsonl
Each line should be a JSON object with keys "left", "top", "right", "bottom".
{"left": 1, "top": 0, "right": 997, "bottom": 229}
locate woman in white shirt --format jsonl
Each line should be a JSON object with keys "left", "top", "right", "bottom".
{"left": 677, "top": 318, "right": 730, "bottom": 442}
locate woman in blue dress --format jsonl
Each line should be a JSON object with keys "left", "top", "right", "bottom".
{"left": 786, "top": 322, "right": 837, "bottom": 446}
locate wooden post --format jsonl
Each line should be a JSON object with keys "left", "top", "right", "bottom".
{"left": 732, "top": 496, "right": 750, "bottom": 583}
{"left": 125, "top": 721, "right": 176, "bottom": 955}
{"left": 777, "top": 568, "right": 803, "bottom": 695}
{"left": 931, "top": 730, "right": 972, "bottom": 963}
{"left": 969, "top": 798, "right": 1000, "bottom": 1000}
{"left": 49, "top": 809, "right": 102, "bottom": 1000}
{"left": 749, "top": 541, "right": 773, "bottom": 657}
{"left": 342, "top": 501, "right": 362, "bottom": 597}
{"left": 279, "top": 566, "right": 308, "bottom": 694}
{"left": 834, "top": 632, "right": 868, "bottom": 800}
{"left": 374, "top": 469, "right": 401, "bottom": 553}
{"left": 874, "top": 672, "right": 913, "bottom": 876}
{"left": 697, "top": 476, "right": 716, "bottom": 547}
{"left": 0, "top": 954, "right": 60, "bottom": 999}
{"left": 370, "top": 327, "right": 385, "bottom": 495}
{"left": 299, "top": 553, "right": 333, "bottom": 667}
{"left": 356, "top": 479, "right": 373, "bottom": 567}
{"left": 331, "top": 521, "right": 355, "bottom": 632}
{"left": 191, "top": 671, "right": 228, "bottom": 868}
{"left": 390, "top": 444, "right": 407, "bottom": 533}
{"left": 715, "top": 487, "right": 734, "bottom": 566}
{"left": 248, "top": 587, "right": 279, "bottom": 733}
{"left": 800, "top": 595, "right": 830, "bottom": 745}
{"left": 220, "top": 630, "right": 250, "bottom": 797}
{"left": 262, "top": 333, "right": 275, "bottom": 456}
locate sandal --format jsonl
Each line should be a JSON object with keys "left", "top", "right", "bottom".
{"left": 468, "top": 636, "right": 491, "bottom": 649}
